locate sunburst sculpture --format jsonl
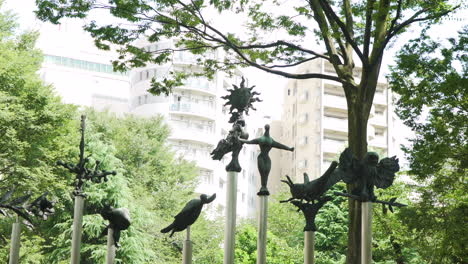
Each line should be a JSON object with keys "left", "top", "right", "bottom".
{"left": 211, "top": 77, "right": 262, "bottom": 172}
{"left": 222, "top": 77, "right": 262, "bottom": 120}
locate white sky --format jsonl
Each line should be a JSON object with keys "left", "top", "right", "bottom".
{"left": 3, "top": 0, "right": 467, "bottom": 121}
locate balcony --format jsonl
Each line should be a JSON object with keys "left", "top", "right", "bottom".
{"left": 373, "top": 92, "right": 387, "bottom": 105}
{"left": 323, "top": 138, "right": 347, "bottom": 155}
{"left": 323, "top": 116, "right": 348, "bottom": 134}
{"left": 177, "top": 77, "right": 217, "bottom": 95}
{"left": 170, "top": 103, "right": 216, "bottom": 120}
{"left": 169, "top": 121, "right": 216, "bottom": 145}
{"left": 323, "top": 94, "right": 347, "bottom": 110}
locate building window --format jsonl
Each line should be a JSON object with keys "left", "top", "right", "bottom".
{"left": 287, "top": 89, "right": 290, "bottom": 96}
{"left": 242, "top": 193, "right": 246, "bottom": 202}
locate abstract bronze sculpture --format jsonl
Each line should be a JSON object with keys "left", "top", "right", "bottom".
{"left": 0, "top": 189, "right": 54, "bottom": 223}
{"left": 281, "top": 161, "right": 339, "bottom": 203}
{"left": 100, "top": 205, "right": 131, "bottom": 247}
{"left": 57, "top": 115, "right": 116, "bottom": 196}
{"left": 334, "top": 148, "right": 400, "bottom": 202}
{"left": 161, "top": 193, "right": 216, "bottom": 237}
{"left": 291, "top": 196, "right": 333, "bottom": 231}
{"left": 240, "top": 124, "right": 294, "bottom": 196}
{"left": 210, "top": 77, "right": 261, "bottom": 172}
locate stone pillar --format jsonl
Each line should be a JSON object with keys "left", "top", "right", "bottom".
{"left": 71, "top": 195, "right": 85, "bottom": 264}
{"left": 304, "top": 231, "right": 315, "bottom": 264}
{"left": 256, "top": 195, "right": 268, "bottom": 264}
{"left": 223, "top": 171, "right": 238, "bottom": 264}
{"left": 182, "top": 226, "right": 192, "bottom": 264}
{"left": 361, "top": 202, "right": 372, "bottom": 264}
{"left": 8, "top": 217, "right": 21, "bottom": 264}
{"left": 106, "top": 228, "right": 116, "bottom": 264}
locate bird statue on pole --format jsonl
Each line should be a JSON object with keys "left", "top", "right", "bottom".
{"left": 161, "top": 193, "right": 216, "bottom": 237}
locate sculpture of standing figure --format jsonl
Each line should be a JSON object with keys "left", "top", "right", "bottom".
{"left": 239, "top": 124, "right": 294, "bottom": 195}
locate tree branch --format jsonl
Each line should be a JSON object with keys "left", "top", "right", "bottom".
{"left": 317, "top": 0, "right": 364, "bottom": 63}
{"left": 363, "top": 0, "right": 375, "bottom": 62}
{"left": 237, "top": 41, "right": 330, "bottom": 61}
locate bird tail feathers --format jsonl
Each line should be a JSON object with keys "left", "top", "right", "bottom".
{"left": 161, "top": 223, "right": 174, "bottom": 234}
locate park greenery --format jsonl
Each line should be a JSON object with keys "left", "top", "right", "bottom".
{"left": 33, "top": 0, "right": 465, "bottom": 262}
{"left": 0, "top": 1, "right": 466, "bottom": 263}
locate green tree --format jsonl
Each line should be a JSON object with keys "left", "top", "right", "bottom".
{"left": 0, "top": 3, "right": 77, "bottom": 262}
{"left": 33, "top": 0, "right": 462, "bottom": 261}
{"left": 387, "top": 26, "right": 467, "bottom": 263}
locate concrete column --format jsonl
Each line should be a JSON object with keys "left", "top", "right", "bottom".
{"left": 182, "top": 226, "right": 192, "bottom": 264}
{"left": 71, "top": 195, "right": 85, "bottom": 264}
{"left": 256, "top": 195, "right": 268, "bottom": 264}
{"left": 304, "top": 231, "right": 315, "bottom": 264}
{"left": 106, "top": 228, "right": 116, "bottom": 264}
{"left": 361, "top": 202, "right": 372, "bottom": 264}
{"left": 8, "top": 217, "right": 21, "bottom": 264}
{"left": 223, "top": 171, "right": 238, "bottom": 264}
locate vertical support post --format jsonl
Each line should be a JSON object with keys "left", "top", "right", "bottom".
{"left": 8, "top": 216, "right": 21, "bottom": 264}
{"left": 182, "top": 226, "right": 192, "bottom": 264}
{"left": 71, "top": 195, "right": 85, "bottom": 264}
{"left": 106, "top": 228, "right": 116, "bottom": 264}
{"left": 361, "top": 202, "right": 372, "bottom": 264}
{"left": 256, "top": 195, "right": 268, "bottom": 264}
{"left": 223, "top": 171, "right": 238, "bottom": 264}
{"left": 304, "top": 231, "right": 315, "bottom": 264}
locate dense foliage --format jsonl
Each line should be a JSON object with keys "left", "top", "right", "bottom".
{"left": 0, "top": 7, "right": 222, "bottom": 261}
{"left": 388, "top": 26, "right": 468, "bottom": 263}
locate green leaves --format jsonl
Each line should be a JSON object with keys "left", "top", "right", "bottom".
{"left": 388, "top": 26, "right": 468, "bottom": 263}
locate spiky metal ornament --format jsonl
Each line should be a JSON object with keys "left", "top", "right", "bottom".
{"left": 211, "top": 77, "right": 261, "bottom": 172}
{"left": 221, "top": 77, "right": 262, "bottom": 118}
{"left": 57, "top": 115, "right": 116, "bottom": 197}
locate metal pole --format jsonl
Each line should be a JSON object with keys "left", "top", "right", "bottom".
{"left": 361, "top": 202, "right": 372, "bottom": 264}
{"left": 8, "top": 216, "right": 21, "bottom": 264}
{"left": 182, "top": 226, "right": 192, "bottom": 264}
{"left": 106, "top": 228, "right": 116, "bottom": 264}
{"left": 256, "top": 195, "right": 268, "bottom": 264}
{"left": 304, "top": 231, "right": 315, "bottom": 264}
{"left": 71, "top": 195, "right": 85, "bottom": 264}
{"left": 223, "top": 171, "right": 238, "bottom": 264}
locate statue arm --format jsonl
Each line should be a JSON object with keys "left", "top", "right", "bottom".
{"left": 271, "top": 140, "right": 294, "bottom": 151}
{"left": 239, "top": 137, "right": 260, "bottom": 145}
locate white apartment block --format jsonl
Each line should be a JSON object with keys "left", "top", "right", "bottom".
{"left": 38, "top": 22, "right": 258, "bottom": 218}
{"left": 270, "top": 59, "right": 398, "bottom": 190}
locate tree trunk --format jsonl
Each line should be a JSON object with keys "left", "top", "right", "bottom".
{"left": 346, "top": 98, "right": 370, "bottom": 264}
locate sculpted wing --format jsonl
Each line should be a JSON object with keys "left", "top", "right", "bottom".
{"left": 210, "top": 139, "right": 232, "bottom": 160}
{"left": 174, "top": 199, "right": 200, "bottom": 220}
{"left": 374, "top": 156, "right": 400, "bottom": 189}
{"left": 334, "top": 148, "right": 356, "bottom": 184}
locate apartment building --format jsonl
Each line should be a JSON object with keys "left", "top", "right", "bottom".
{"left": 38, "top": 23, "right": 258, "bottom": 218}
{"left": 270, "top": 59, "right": 398, "bottom": 191}
{"left": 129, "top": 39, "right": 258, "bottom": 218}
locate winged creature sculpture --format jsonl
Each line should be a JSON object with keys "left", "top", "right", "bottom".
{"left": 161, "top": 193, "right": 216, "bottom": 237}
{"left": 100, "top": 205, "right": 131, "bottom": 247}
{"left": 335, "top": 148, "right": 400, "bottom": 202}
{"left": 281, "top": 161, "right": 339, "bottom": 203}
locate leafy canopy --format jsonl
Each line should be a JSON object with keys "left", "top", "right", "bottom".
{"left": 388, "top": 26, "right": 467, "bottom": 263}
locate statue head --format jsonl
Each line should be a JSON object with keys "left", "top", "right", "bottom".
{"left": 200, "top": 193, "right": 217, "bottom": 204}
{"left": 365, "top": 152, "right": 379, "bottom": 166}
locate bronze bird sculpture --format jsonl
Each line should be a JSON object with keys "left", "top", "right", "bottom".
{"left": 161, "top": 193, "right": 216, "bottom": 237}
{"left": 100, "top": 205, "right": 131, "bottom": 247}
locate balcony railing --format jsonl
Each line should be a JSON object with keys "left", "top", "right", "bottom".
{"left": 323, "top": 94, "right": 347, "bottom": 109}
{"left": 170, "top": 103, "right": 215, "bottom": 118}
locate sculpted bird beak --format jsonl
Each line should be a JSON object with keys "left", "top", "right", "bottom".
{"left": 206, "top": 193, "right": 216, "bottom": 203}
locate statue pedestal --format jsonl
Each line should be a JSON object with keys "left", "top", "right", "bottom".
{"left": 224, "top": 171, "right": 238, "bottom": 264}
{"left": 106, "top": 228, "right": 116, "bottom": 264}
{"left": 183, "top": 226, "right": 192, "bottom": 264}
{"left": 256, "top": 195, "right": 268, "bottom": 264}
{"left": 304, "top": 231, "right": 315, "bottom": 264}
{"left": 361, "top": 202, "right": 372, "bottom": 264}
{"left": 9, "top": 217, "right": 21, "bottom": 264}
{"left": 71, "top": 195, "right": 85, "bottom": 264}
